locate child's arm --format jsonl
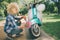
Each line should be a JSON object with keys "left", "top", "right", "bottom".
{"left": 6, "top": 16, "right": 18, "bottom": 33}
{"left": 10, "top": 17, "right": 18, "bottom": 29}
{"left": 5, "top": 18, "right": 15, "bottom": 33}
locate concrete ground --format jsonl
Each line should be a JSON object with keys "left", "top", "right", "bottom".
{"left": 0, "top": 20, "right": 55, "bottom": 40}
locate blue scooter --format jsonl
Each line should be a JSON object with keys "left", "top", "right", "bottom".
{"left": 20, "top": 0, "right": 42, "bottom": 39}
{"left": 27, "top": 3, "right": 42, "bottom": 39}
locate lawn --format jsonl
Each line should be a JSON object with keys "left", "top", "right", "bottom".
{"left": 42, "top": 14, "right": 60, "bottom": 40}
{"left": 0, "top": 17, "right": 6, "bottom": 21}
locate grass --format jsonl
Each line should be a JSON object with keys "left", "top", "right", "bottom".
{"left": 0, "top": 17, "right": 6, "bottom": 21}
{"left": 42, "top": 14, "right": 60, "bottom": 40}
{"left": 0, "top": 19, "right": 3, "bottom": 21}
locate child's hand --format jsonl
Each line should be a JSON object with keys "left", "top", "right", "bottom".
{"left": 22, "top": 16, "right": 26, "bottom": 20}
{"left": 12, "top": 34, "right": 16, "bottom": 38}
{"left": 18, "top": 26, "right": 21, "bottom": 29}
{"left": 20, "top": 19, "right": 26, "bottom": 24}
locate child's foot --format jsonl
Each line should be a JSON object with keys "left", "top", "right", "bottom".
{"left": 7, "top": 34, "right": 12, "bottom": 38}
{"left": 16, "top": 34, "right": 23, "bottom": 37}
{"left": 12, "top": 34, "right": 16, "bottom": 38}
{"left": 16, "top": 34, "right": 20, "bottom": 37}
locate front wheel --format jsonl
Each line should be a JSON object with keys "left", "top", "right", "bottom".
{"left": 29, "top": 23, "right": 41, "bottom": 39}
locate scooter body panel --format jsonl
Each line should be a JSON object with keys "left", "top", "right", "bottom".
{"left": 30, "top": 18, "right": 41, "bottom": 26}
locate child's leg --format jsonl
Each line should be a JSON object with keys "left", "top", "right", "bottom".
{"left": 11, "top": 28, "right": 23, "bottom": 36}
{"left": 15, "top": 28, "right": 23, "bottom": 34}
{"left": 6, "top": 29, "right": 16, "bottom": 38}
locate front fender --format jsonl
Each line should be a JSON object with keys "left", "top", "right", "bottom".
{"left": 31, "top": 18, "right": 42, "bottom": 26}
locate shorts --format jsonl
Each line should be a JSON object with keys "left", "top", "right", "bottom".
{"left": 7, "top": 28, "right": 23, "bottom": 35}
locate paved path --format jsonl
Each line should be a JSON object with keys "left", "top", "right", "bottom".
{"left": 0, "top": 20, "right": 55, "bottom": 40}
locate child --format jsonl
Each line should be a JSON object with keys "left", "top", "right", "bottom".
{"left": 4, "top": 2, "right": 26, "bottom": 38}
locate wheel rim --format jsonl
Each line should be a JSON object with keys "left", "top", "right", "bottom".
{"left": 31, "top": 24, "right": 40, "bottom": 37}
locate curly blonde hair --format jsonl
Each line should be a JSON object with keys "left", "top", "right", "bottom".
{"left": 7, "top": 2, "right": 19, "bottom": 14}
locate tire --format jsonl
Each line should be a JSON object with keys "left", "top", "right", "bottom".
{"left": 29, "top": 23, "right": 41, "bottom": 39}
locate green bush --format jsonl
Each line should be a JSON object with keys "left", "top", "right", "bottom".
{"left": 0, "top": 9, "right": 4, "bottom": 17}
{"left": 44, "top": 1, "right": 58, "bottom": 13}
{"left": 19, "top": 6, "right": 28, "bottom": 15}
{"left": 53, "top": 7, "right": 58, "bottom": 13}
